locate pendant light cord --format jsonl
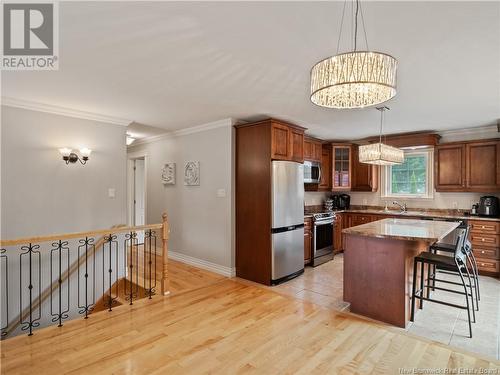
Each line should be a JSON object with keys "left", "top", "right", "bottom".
{"left": 379, "top": 108, "right": 383, "bottom": 144}
{"left": 377, "top": 107, "right": 390, "bottom": 144}
{"left": 336, "top": 0, "right": 370, "bottom": 53}
{"left": 354, "top": 0, "right": 359, "bottom": 51}
{"left": 336, "top": 0, "right": 347, "bottom": 54}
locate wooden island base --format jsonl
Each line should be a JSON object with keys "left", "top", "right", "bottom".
{"left": 343, "top": 234, "right": 428, "bottom": 328}
{"left": 342, "top": 218, "right": 460, "bottom": 328}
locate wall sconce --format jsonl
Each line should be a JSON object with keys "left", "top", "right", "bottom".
{"left": 59, "top": 148, "right": 92, "bottom": 165}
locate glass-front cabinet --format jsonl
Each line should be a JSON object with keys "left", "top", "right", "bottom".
{"left": 332, "top": 144, "right": 352, "bottom": 190}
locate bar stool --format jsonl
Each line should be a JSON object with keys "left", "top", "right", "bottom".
{"left": 429, "top": 225, "right": 480, "bottom": 309}
{"left": 410, "top": 232, "right": 475, "bottom": 338}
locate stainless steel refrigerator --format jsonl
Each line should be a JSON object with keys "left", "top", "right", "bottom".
{"left": 271, "top": 161, "right": 305, "bottom": 284}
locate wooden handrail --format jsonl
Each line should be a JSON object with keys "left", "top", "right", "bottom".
{"left": 0, "top": 212, "right": 170, "bottom": 337}
{"left": 3, "top": 224, "right": 127, "bottom": 337}
{"left": 0, "top": 223, "right": 163, "bottom": 247}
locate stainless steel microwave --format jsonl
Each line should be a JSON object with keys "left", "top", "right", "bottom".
{"left": 304, "top": 161, "right": 321, "bottom": 184}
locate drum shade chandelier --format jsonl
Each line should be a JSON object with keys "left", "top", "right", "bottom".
{"left": 358, "top": 107, "right": 404, "bottom": 165}
{"left": 310, "top": 0, "right": 398, "bottom": 109}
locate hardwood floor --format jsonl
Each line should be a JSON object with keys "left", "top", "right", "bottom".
{"left": 168, "top": 259, "right": 226, "bottom": 295}
{"left": 1, "top": 261, "right": 499, "bottom": 374}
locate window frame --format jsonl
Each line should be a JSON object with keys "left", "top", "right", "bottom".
{"left": 381, "top": 148, "right": 434, "bottom": 200}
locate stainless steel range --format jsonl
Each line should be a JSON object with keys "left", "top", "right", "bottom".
{"left": 312, "top": 212, "right": 336, "bottom": 266}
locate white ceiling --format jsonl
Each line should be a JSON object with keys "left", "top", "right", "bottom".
{"left": 2, "top": 1, "right": 499, "bottom": 140}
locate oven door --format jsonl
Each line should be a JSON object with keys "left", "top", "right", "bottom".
{"left": 313, "top": 220, "right": 334, "bottom": 258}
{"left": 304, "top": 161, "right": 321, "bottom": 184}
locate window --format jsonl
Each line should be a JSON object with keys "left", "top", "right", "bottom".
{"left": 382, "top": 148, "right": 434, "bottom": 199}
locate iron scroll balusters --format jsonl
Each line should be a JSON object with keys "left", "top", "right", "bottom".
{"left": 0, "top": 216, "right": 167, "bottom": 339}
{"left": 50, "top": 240, "right": 70, "bottom": 327}
{"left": 19, "top": 243, "right": 42, "bottom": 336}
{"left": 1, "top": 248, "right": 8, "bottom": 337}
{"left": 124, "top": 232, "right": 139, "bottom": 305}
{"left": 102, "top": 234, "right": 119, "bottom": 311}
{"left": 144, "top": 230, "right": 157, "bottom": 298}
{"left": 77, "top": 237, "right": 96, "bottom": 318}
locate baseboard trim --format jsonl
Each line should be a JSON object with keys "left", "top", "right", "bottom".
{"left": 168, "top": 251, "right": 235, "bottom": 277}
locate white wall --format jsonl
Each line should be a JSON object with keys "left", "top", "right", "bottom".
{"left": 1, "top": 106, "right": 127, "bottom": 238}
{"left": 128, "top": 119, "right": 234, "bottom": 273}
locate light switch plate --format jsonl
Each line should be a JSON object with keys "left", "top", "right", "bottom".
{"left": 217, "top": 189, "right": 226, "bottom": 198}
{"left": 108, "top": 188, "right": 116, "bottom": 198}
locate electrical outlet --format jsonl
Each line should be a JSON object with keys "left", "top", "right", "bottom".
{"left": 362, "top": 198, "right": 368, "bottom": 205}
{"left": 452, "top": 201, "right": 458, "bottom": 209}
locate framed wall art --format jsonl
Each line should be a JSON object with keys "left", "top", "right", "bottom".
{"left": 161, "top": 162, "right": 176, "bottom": 185}
{"left": 184, "top": 161, "right": 200, "bottom": 186}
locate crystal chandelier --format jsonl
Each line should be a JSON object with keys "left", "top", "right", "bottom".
{"left": 310, "top": 0, "right": 398, "bottom": 109}
{"left": 359, "top": 107, "right": 404, "bottom": 165}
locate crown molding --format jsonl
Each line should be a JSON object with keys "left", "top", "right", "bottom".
{"left": 130, "top": 118, "right": 234, "bottom": 146}
{"left": 438, "top": 124, "right": 498, "bottom": 138}
{"left": 1, "top": 97, "right": 132, "bottom": 126}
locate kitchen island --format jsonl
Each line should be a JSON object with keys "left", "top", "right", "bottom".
{"left": 342, "top": 218, "right": 460, "bottom": 328}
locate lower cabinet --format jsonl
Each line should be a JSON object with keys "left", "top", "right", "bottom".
{"left": 304, "top": 217, "right": 313, "bottom": 265}
{"left": 334, "top": 215, "right": 343, "bottom": 253}
{"left": 469, "top": 219, "right": 500, "bottom": 276}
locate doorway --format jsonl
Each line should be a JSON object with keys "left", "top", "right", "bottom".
{"left": 127, "top": 153, "right": 147, "bottom": 243}
{"left": 133, "top": 158, "right": 145, "bottom": 226}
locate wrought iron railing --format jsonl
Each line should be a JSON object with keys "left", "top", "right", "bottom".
{"left": 0, "top": 213, "right": 170, "bottom": 338}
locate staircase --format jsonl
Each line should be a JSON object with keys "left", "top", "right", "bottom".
{"left": 0, "top": 213, "right": 170, "bottom": 338}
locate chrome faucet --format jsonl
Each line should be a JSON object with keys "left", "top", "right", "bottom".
{"left": 392, "top": 201, "right": 407, "bottom": 213}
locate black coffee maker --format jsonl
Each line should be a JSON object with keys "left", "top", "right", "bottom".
{"left": 478, "top": 196, "right": 499, "bottom": 217}
{"left": 338, "top": 194, "right": 351, "bottom": 210}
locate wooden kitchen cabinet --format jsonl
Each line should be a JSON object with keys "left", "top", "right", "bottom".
{"left": 334, "top": 215, "right": 343, "bottom": 253}
{"left": 465, "top": 140, "right": 500, "bottom": 191}
{"left": 270, "top": 120, "right": 305, "bottom": 162}
{"left": 352, "top": 145, "right": 379, "bottom": 192}
{"left": 435, "top": 143, "right": 466, "bottom": 191}
{"left": 318, "top": 145, "right": 332, "bottom": 191}
{"left": 304, "top": 217, "right": 313, "bottom": 265}
{"left": 290, "top": 128, "right": 305, "bottom": 162}
{"left": 469, "top": 219, "right": 500, "bottom": 277}
{"left": 235, "top": 118, "right": 306, "bottom": 285}
{"left": 304, "top": 137, "right": 322, "bottom": 162}
{"left": 349, "top": 214, "right": 375, "bottom": 227}
{"left": 332, "top": 144, "right": 352, "bottom": 190}
{"left": 435, "top": 139, "right": 500, "bottom": 192}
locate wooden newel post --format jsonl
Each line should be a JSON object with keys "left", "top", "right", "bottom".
{"left": 161, "top": 212, "right": 170, "bottom": 296}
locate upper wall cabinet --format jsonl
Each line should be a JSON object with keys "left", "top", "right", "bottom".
{"left": 271, "top": 120, "right": 305, "bottom": 163}
{"left": 304, "top": 137, "right": 322, "bottom": 162}
{"left": 319, "top": 144, "right": 332, "bottom": 191}
{"left": 332, "top": 144, "right": 352, "bottom": 191}
{"left": 466, "top": 140, "right": 500, "bottom": 191}
{"left": 435, "top": 139, "right": 500, "bottom": 192}
{"left": 435, "top": 143, "right": 466, "bottom": 191}
{"left": 351, "top": 145, "right": 379, "bottom": 192}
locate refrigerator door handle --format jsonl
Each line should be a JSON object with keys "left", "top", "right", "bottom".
{"left": 272, "top": 224, "right": 305, "bottom": 233}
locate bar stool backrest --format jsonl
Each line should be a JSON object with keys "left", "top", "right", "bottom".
{"left": 461, "top": 225, "right": 472, "bottom": 255}
{"left": 453, "top": 232, "right": 467, "bottom": 267}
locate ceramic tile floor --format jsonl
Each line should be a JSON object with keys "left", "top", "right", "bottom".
{"left": 271, "top": 254, "right": 500, "bottom": 360}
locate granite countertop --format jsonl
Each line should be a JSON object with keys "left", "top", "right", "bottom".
{"left": 304, "top": 207, "right": 500, "bottom": 222}
{"left": 342, "top": 218, "right": 460, "bottom": 242}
